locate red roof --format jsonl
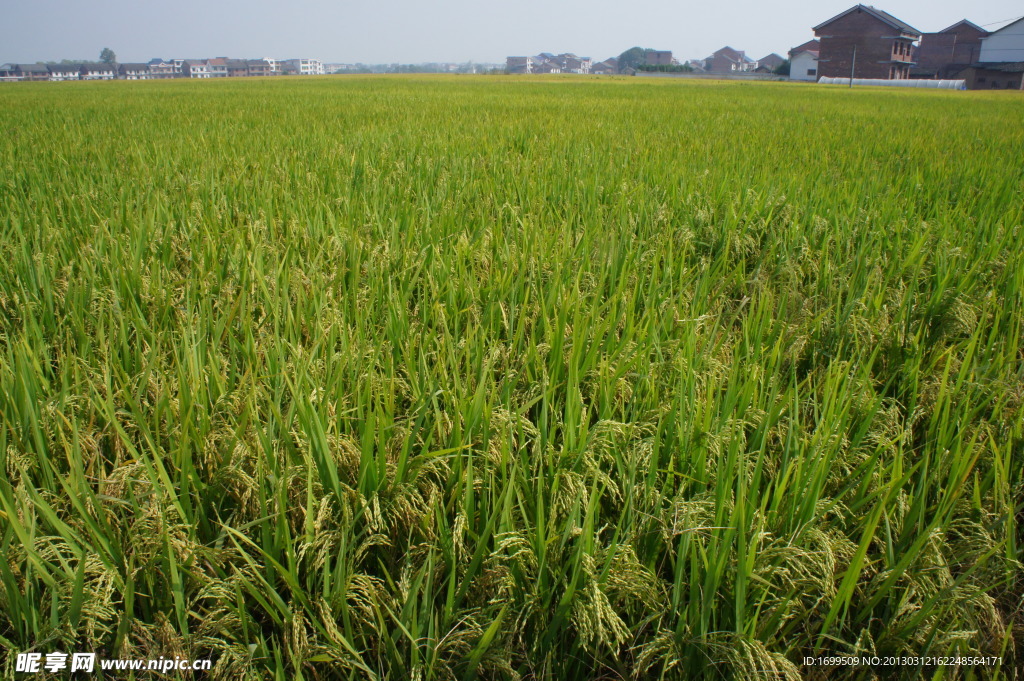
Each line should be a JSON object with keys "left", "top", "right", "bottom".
{"left": 789, "top": 39, "right": 820, "bottom": 57}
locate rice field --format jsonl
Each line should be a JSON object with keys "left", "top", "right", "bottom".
{"left": 1, "top": 75, "right": 1023, "bottom": 680}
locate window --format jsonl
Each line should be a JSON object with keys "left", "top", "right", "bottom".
{"left": 807, "top": 69, "right": 816, "bottom": 76}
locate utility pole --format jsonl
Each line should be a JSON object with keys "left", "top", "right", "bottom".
{"left": 850, "top": 44, "right": 856, "bottom": 87}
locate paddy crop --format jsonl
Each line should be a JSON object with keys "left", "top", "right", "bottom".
{"left": 1, "top": 75, "right": 1022, "bottom": 679}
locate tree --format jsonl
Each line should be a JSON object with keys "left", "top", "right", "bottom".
{"left": 99, "top": 48, "right": 116, "bottom": 65}
{"left": 774, "top": 59, "right": 791, "bottom": 76}
{"left": 616, "top": 47, "right": 648, "bottom": 73}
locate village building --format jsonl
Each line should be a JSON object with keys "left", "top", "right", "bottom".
{"left": 978, "top": 15, "right": 1024, "bottom": 63}
{"left": 532, "top": 61, "right": 561, "bottom": 74}
{"left": 914, "top": 20, "right": 988, "bottom": 78}
{"left": 147, "top": 59, "right": 180, "bottom": 78}
{"left": 705, "top": 47, "right": 757, "bottom": 73}
{"left": 206, "top": 58, "right": 229, "bottom": 77}
{"left": 591, "top": 59, "right": 618, "bottom": 75}
{"left": 15, "top": 64, "right": 51, "bottom": 81}
{"left": 813, "top": 4, "right": 920, "bottom": 80}
{"left": 226, "top": 59, "right": 249, "bottom": 77}
{"left": 81, "top": 64, "right": 116, "bottom": 80}
{"left": 788, "top": 39, "right": 820, "bottom": 81}
{"left": 555, "top": 53, "right": 592, "bottom": 74}
{"left": 645, "top": 50, "right": 673, "bottom": 66}
{"left": 182, "top": 60, "right": 211, "bottom": 78}
{"left": 47, "top": 64, "right": 81, "bottom": 81}
{"left": 118, "top": 63, "right": 151, "bottom": 80}
{"left": 506, "top": 56, "right": 533, "bottom": 74}
{"left": 0, "top": 64, "right": 20, "bottom": 82}
{"left": 957, "top": 62, "right": 1023, "bottom": 90}
{"left": 954, "top": 17, "right": 1024, "bottom": 89}
{"left": 755, "top": 53, "right": 785, "bottom": 73}
{"left": 246, "top": 59, "right": 275, "bottom": 77}
{"left": 280, "top": 58, "right": 324, "bottom": 75}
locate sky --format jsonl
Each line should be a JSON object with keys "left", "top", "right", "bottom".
{"left": 2, "top": 0, "right": 1022, "bottom": 66}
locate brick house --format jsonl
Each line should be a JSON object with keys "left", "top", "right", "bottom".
{"left": 15, "top": 64, "right": 51, "bottom": 81}
{"left": 755, "top": 53, "right": 785, "bottom": 73}
{"left": 532, "top": 61, "right": 561, "bottom": 74}
{"left": 915, "top": 20, "right": 988, "bottom": 78}
{"left": 813, "top": 4, "right": 920, "bottom": 80}
{"left": 226, "top": 59, "right": 249, "bottom": 77}
{"left": 591, "top": 58, "right": 617, "bottom": 74}
{"left": 645, "top": 50, "right": 673, "bottom": 66}
{"left": 705, "top": 47, "right": 756, "bottom": 73}
{"left": 246, "top": 59, "right": 274, "bottom": 77}
{"left": 957, "top": 62, "right": 1024, "bottom": 90}
{"left": 955, "top": 17, "right": 1024, "bottom": 90}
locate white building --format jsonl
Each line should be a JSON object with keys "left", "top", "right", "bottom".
{"left": 280, "top": 58, "right": 324, "bottom": 75}
{"left": 506, "top": 56, "right": 533, "bottom": 74}
{"left": 183, "top": 60, "right": 211, "bottom": 78}
{"left": 207, "top": 58, "right": 229, "bottom": 77}
{"left": 47, "top": 64, "right": 80, "bottom": 81}
{"left": 81, "top": 64, "right": 115, "bottom": 80}
{"left": 148, "top": 60, "right": 180, "bottom": 78}
{"left": 119, "top": 63, "right": 151, "bottom": 80}
{"left": 788, "top": 40, "right": 820, "bottom": 82}
{"left": 979, "top": 16, "right": 1024, "bottom": 63}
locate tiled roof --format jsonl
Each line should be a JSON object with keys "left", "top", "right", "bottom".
{"left": 814, "top": 5, "right": 921, "bottom": 37}
{"left": 938, "top": 19, "right": 987, "bottom": 34}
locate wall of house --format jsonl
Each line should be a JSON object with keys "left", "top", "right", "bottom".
{"left": 646, "top": 51, "right": 673, "bottom": 66}
{"left": 816, "top": 9, "right": 915, "bottom": 79}
{"left": 979, "top": 19, "right": 1024, "bottom": 62}
{"left": 960, "top": 66, "right": 1024, "bottom": 89}
{"left": 708, "top": 52, "right": 742, "bottom": 73}
{"left": 790, "top": 52, "right": 818, "bottom": 81}
{"left": 917, "top": 31, "right": 984, "bottom": 72}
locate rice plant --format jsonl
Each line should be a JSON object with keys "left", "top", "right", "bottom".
{"left": 1, "top": 75, "right": 1022, "bottom": 680}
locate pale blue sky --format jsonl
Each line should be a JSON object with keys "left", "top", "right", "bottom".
{"left": 2, "top": 0, "right": 1021, "bottom": 65}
